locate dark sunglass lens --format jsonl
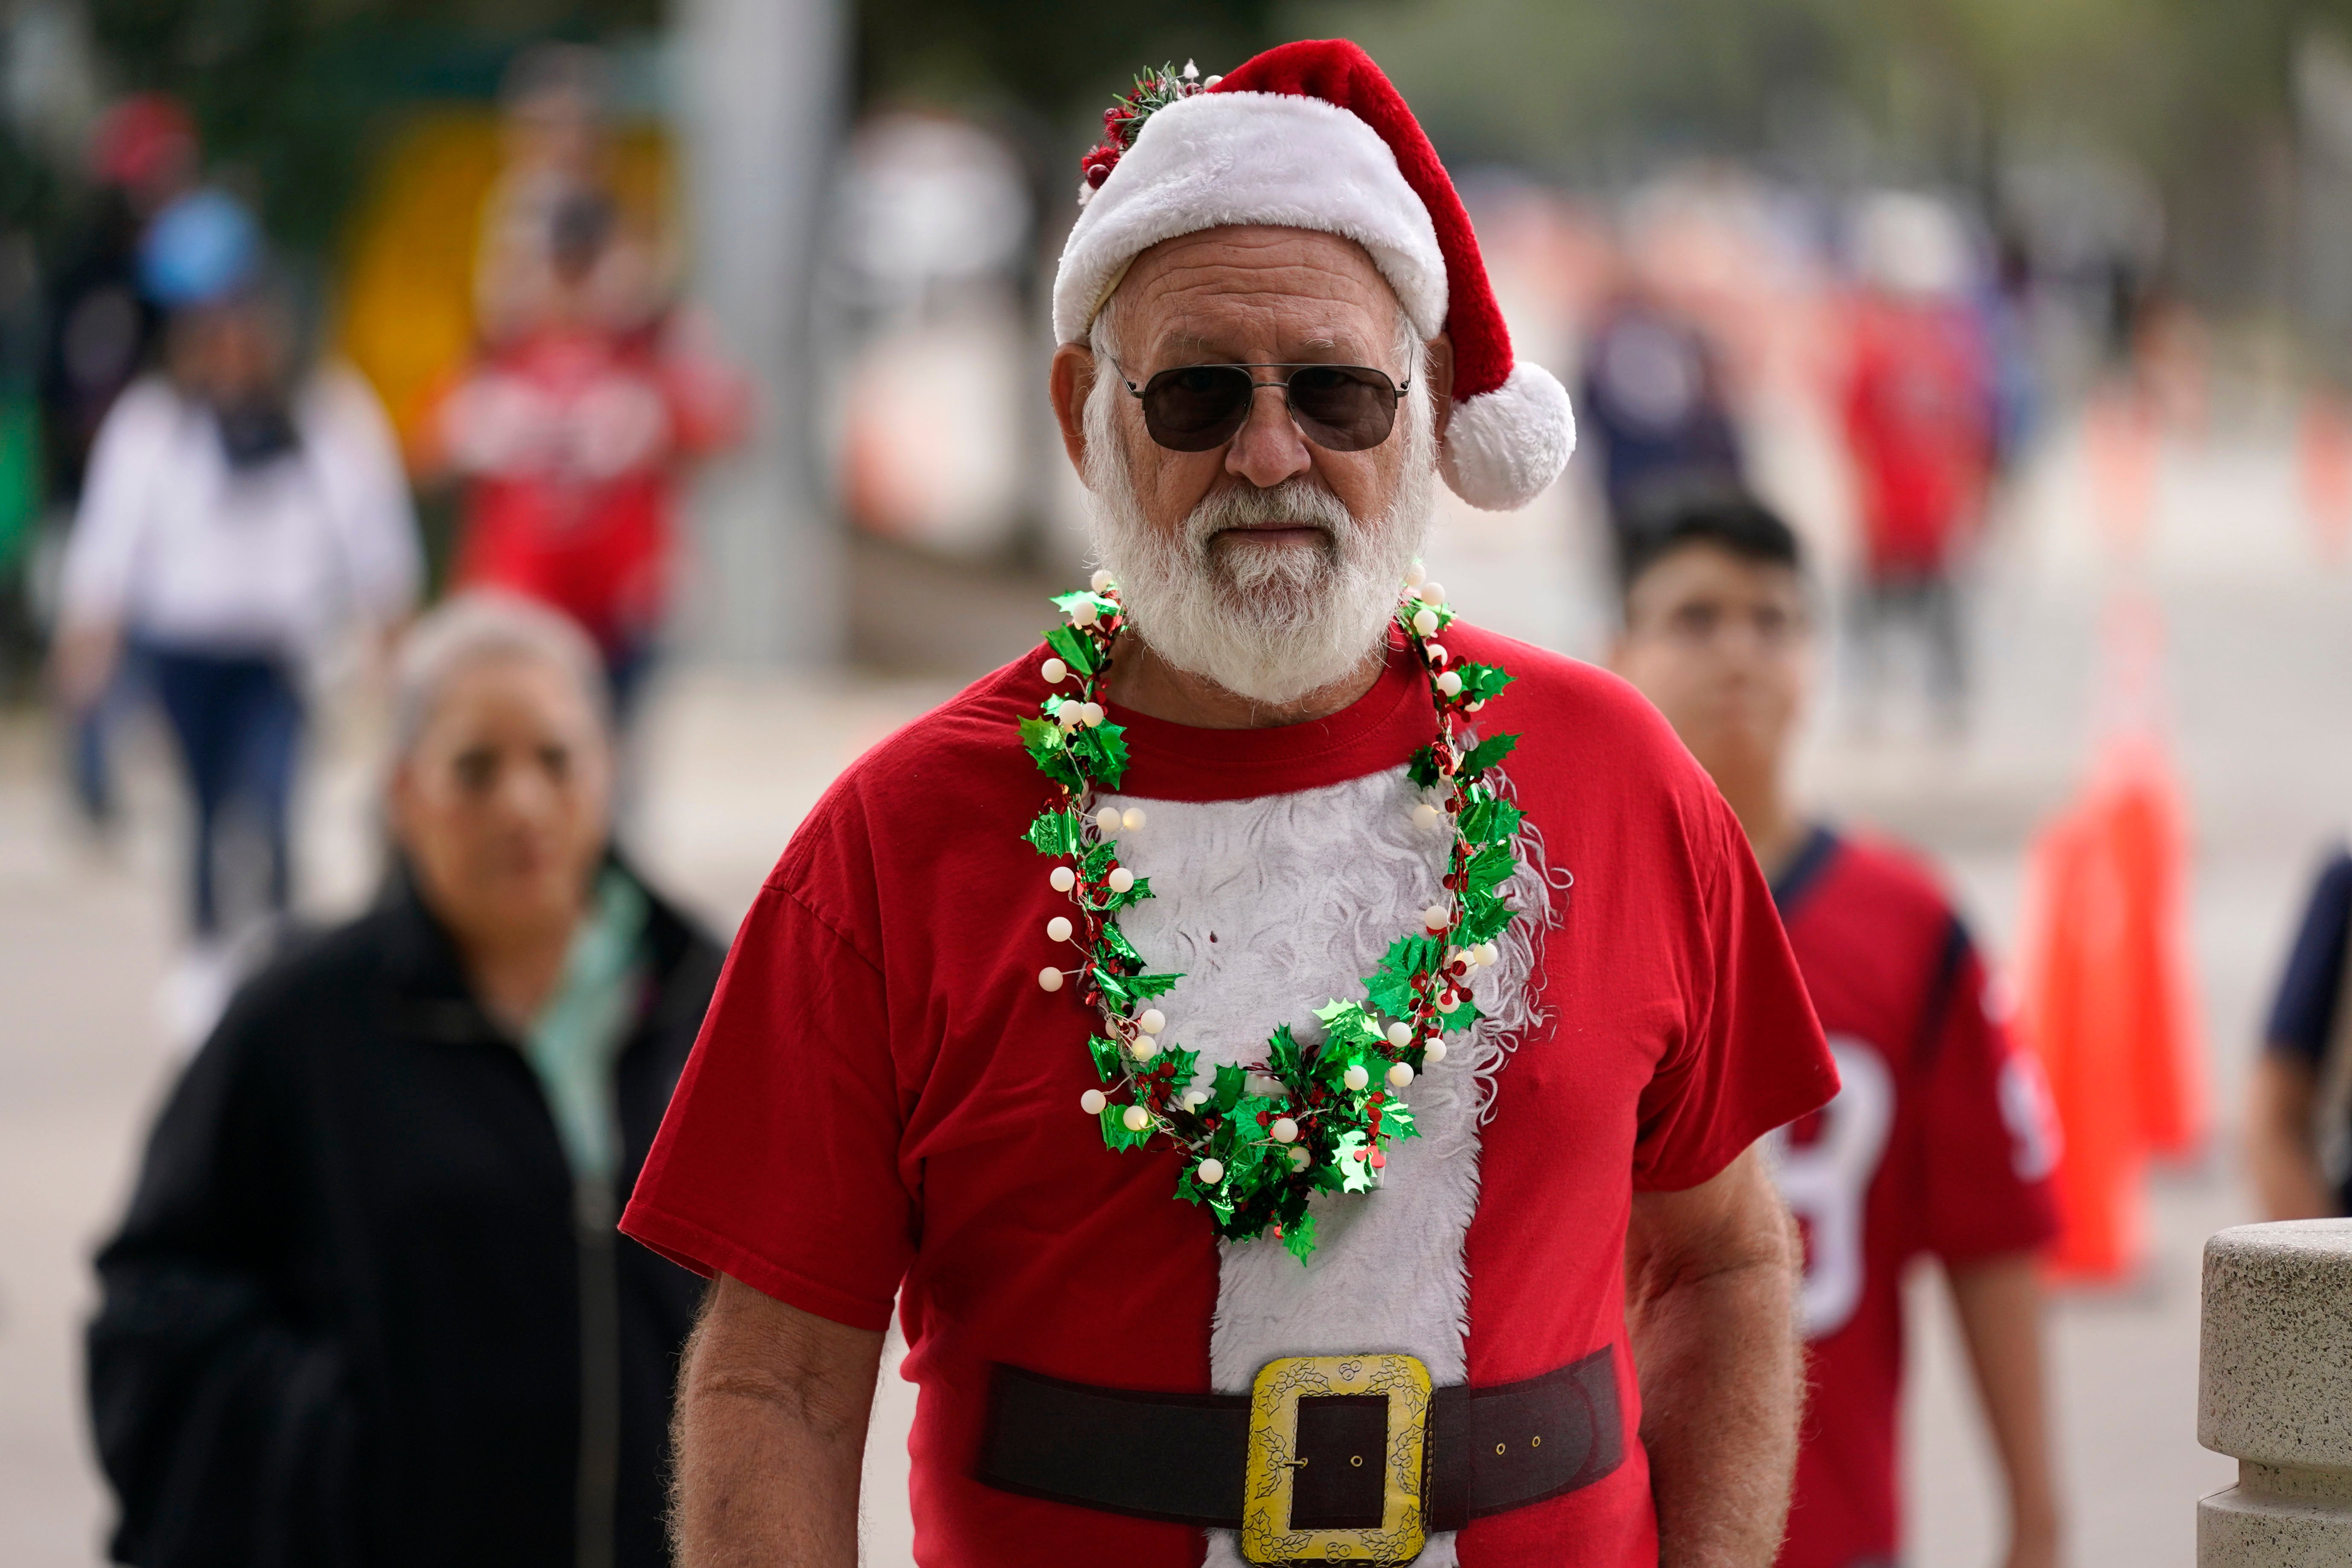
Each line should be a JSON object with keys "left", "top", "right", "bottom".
{"left": 1286, "top": 366, "right": 1398, "bottom": 451}
{"left": 1141, "top": 365, "right": 1254, "bottom": 451}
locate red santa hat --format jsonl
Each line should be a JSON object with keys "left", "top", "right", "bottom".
{"left": 1053, "top": 39, "right": 1574, "bottom": 512}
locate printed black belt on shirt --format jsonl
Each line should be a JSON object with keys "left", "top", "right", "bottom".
{"left": 976, "top": 1345, "right": 1623, "bottom": 1565}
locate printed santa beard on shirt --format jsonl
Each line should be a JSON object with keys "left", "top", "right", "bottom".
{"left": 1080, "top": 349, "right": 1435, "bottom": 707}
{"left": 1099, "top": 767, "right": 1554, "bottom": 1568}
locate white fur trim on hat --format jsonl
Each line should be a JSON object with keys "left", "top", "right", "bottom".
{"left": 1052, "top": 90, "right": 1446, "bottom": 345}
{"left": 1440, "top": 362, "right": 1576, "bottom": 511}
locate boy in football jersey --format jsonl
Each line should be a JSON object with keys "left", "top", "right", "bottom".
{"left": 1610, "top": 495, "right": 2063, "bottom": 1568}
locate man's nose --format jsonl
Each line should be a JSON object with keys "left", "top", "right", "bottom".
{"left": 1224, "top": 382, "right": 1314, "bottom": 489}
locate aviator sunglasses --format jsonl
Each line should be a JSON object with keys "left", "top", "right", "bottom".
{"left": 1118, "top": 362, "right": 1411, "bottom": 453}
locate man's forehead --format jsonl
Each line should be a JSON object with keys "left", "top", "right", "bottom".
{"left": 1112, "top": 225, "right": 1403, "bottom": 354}
{"left": 1632, "top": 543, "right": 1807, "bottom": 613}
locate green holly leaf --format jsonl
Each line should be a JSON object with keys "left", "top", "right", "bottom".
{"left": 1281, "top": 1211, "right": 1318, "bottom": 1264}
{"left": 1266, "top": 1024, "right": 1306, "bottom": 1084}
{"left": 1125, "top": 971, "right": 1182, "bottom": 1001}
{"left": 1406, "top": 744, "right": 1443, "bottom": 790}
{"left": 1099, "top": 1104, "right": 1152, "bottom": 1152}
{"left": 1099, "top": 874, "right": 1153, "bottom": 912}
{"left": 1453, "top": 662, "right": 1514, "bottom": 704}
{"left": 1439, "top": 995, "right": 1481, "bottom": 1033}
{"left": 1073, "top": 723, "right": 1130, "bottom": 787}
{"left": 1363, "top": 934, "right": 1440, "bottom": 1020}
{"left": 1456, "top": 894, "right": 1516, "bottom": 946}
{"left": 1098, "top": 921, "right": 1144, "bottom": 970}
{"left": 1023, "top": 807, "right": 1084, "bottom": 858}
{"left": 1311, "top": 999, "right": 1384, "bottom": 1048}
{"left": 1087, "top": 1034, "right": 1123, "bottom": 1081}
{"left": 1464, "top": 840, "right": 1516, "bottom": 898}
{"left": 1044, "top": 623, "right": 1096, "bottom": 677}
{"left": 1213, "top": 1063, "right": 1247, "bottom": 1112}
{"left": 1333, "top": 1130, "right": 1376, "bottom": 1193}
{"left": 1459, "top": 731, "right": 1519, "bottom": 780}
{"left": 1458, "top": 795, "right": 1524, "bottom": 848}
{"left": 1080, "top": 840, "right": 1118, "bottom": 877}
{"left": 1379, "top": 1098, "right": 1419, "bottom": 1140}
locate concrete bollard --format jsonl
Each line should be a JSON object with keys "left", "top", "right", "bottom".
{"left": 2198, "top": 1220, "right": 2352, "bottom": 1564}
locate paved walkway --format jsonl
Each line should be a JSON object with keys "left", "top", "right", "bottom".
{"left": 4, "top": 401, "right": 2349, "bottom": 1565}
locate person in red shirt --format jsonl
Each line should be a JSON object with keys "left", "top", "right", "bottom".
{"left": 624, "top": 43, "right": 1836, "bottom": 1568}
{"left": 1609, "top": 493, "right": 2063, "bottom": 1568}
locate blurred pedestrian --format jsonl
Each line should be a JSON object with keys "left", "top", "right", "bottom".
{"left": 421, "top": 44, "right": 747, "bottom": 730}
{"left": 1610, "top": 495, "right": 2063, "bottom": 1568}
{"left": 87, "top": 593, "right": 722, "bottom": 1568}
{"left": 51, "top": 203, "right": 420, "bottom": 1025}
{"left": 2246, "top": 847, "right": 2352, "bottom": 1220}
{"left": 1838, "top": 193, "right": 1997, "bottom": 738}
{"left": 1577, "top": 270, "right": 1745, "bottom": 567}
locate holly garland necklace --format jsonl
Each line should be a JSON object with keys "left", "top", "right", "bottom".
{"left": 1020, "top": 566, "right": 1525, "bottom": 1263}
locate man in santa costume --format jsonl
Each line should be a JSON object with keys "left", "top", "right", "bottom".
{"left": 624, "top": 41, "right": 1837, "bottom": 1568}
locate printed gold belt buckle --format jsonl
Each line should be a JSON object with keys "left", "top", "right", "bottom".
{"left": 1240, "top": 1353, "right": 1432, "bottom": 1565}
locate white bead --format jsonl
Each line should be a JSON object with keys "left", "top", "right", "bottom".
{"left": 1411, "top": 607, "right": 1440, "bottom": 637}
{"left": 1050, "top": 865, "right": 1077, "bottom": 892}
{"left": 1071, "top": 598, "right": 1098, "bottom": 626}
{"left": 1080, "top": 1088, "right": 1107, "bottom": 1114}
{"left": 1412, "top": 802, "right": 1442, "bottom": 830}
{"left": 1042, "top": 657, "right": 1068, "bottom": 684}
{"left": 1425, "top": 1039, "right": 1449, "bottom": 1064}
{"left": 1386, "top": 1021, "right": 1412, "bottom": 1048}
{"left": 1107, "top": 868, "right": 1135, "bottom": 894}
{"left": 1405, "top": 560, "right": 1426, "bottom": 587}
{"left": 1387, "top": 1062, "right": 1415, "bottom": 1089}
{"left": 1343, "top": 1064, "right": 1371, "bottom": 1092}
{"left": 1038, "top": 967, "right": 1064, "bottom": 992}
{"left": 1079, "top": 702, "right": 1105, "bottom": 727}
{"left": 1138, "top": 1008, "right": 1166, "bottom": 1034}
{"left": 1196, "top": 1157, "right": 1225, "bottom": 1184}
{"left": 1057, "top": 703, "right": 1083, "bottom": 730}
{"left": 1270, "top": 1117, "right": 1299, "bottom": 1144}
{"left": 1046, "top": 916, "right": 1073, "bottom": 942}
{"left": 1436, "top": 671, "right": 1464, "bottom": 697}
{"left": 1423, "top": 904, "right": 1450, "bottom": 931}
{"left": 1091, "top": 569, "right": 1115, "bottom": 592}
{"left": 1423, "top": 642, "right": 1448, "bottom": 666}
{"left": 1288, "top": 1146, "right": 1311, "bottom": 1168}
{"left": 1466, "top": 700, "right": 1485, "bottom": 713}
{"left": 1130, "top": 1037, "right": 1157, "bottom": 1060}
{"left": 1183, "top": 1089, "right": 1210, "bottom": 1109}
{"left": 1477, "top": 942, "right": 1499, "bottom": 966}
{"left": 1421, "top": 581, "right": 1446, "bottom": 606}
{"left": 1095, "top": 805, "right": 1121, "bottom": 830}
{"left": 1123, "top": 1104, "right": 1150, "bottom": 1131}
{"left": 1122, "top": 807, "right": 1147, "bottom": 830}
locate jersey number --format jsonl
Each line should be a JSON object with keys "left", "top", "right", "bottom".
{"left": 1768, "top": 1037, "right": 1894, "bottom": 1341}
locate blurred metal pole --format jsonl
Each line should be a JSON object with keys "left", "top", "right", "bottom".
{"left": 677, "top": 0, "right": 845, "bottom": 665}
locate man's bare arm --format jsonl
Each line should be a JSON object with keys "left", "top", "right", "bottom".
{"left": 1625, "top": 1145, "right": 1803, "bottom": 1568}
{"left": 2245, "top": 1052, "right": 2335, "bottom": 1221}
{"left": 672, "top": 1273, "right": 886, "bottom": 1568}
{"left": 1945, "top": 1254, "right": 2059, "bottom": 1568}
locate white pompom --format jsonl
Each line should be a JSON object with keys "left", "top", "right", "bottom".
{"left": 1042, "top": 657, "right": 1068, "bottom": 684}
{"left": 1271, "top": 1117, "right": 1299, "bottom": 1144}
{"left": 1079, "top": 703, "right": 1105, "bottom": 727}
{"left": 1123, "top": 1104, "right": 1150, "bottom": 1131}
{"left": 1038, "top": 967, "right": 1064, "bottom": 992}
{"left": 1107, "top": 868, "right": 1135, "bottom": 894}
{"left": 1080, "top": 1088, "right": 1107, "bottom": 1114}
{"left": 1050, "top": 865, "right": 1077, "bottom": 892}
{"left": 1091, "top": 569, "right": 1115, "bottom": 592}
{"left": 1423, "top": 904, "right": 1450, "bottom": 931}
{"left": 1412, "top": 802, "right": 1442, "bottom": 830}
{"left": 1071, "top": 599, "right": 1098, "bottom": 627}
{"left": 1439, "top": 362, "right": 1576, "bottom": 511}
{"left": 1436, "top": 671, "right": 1464, "bottom": 697}
{"left": 1138, "top": 1008, "right": 1165, "bottom": 1034}
{"left": 1412, "top": 607, "right": 1440, "bottom": 637}
{"left": 1425, "top": 1038, "right": 1448, "bottom": 1063}
{"left": 1122, "top": 807, "right": 1147, "bottom": 830}
{"left": 1343, "top": 1063, "right": 1371, "bottom": 1092}
{"left": 1420, "top": 581, "right": 1447, "bottom": 607}
{"left": 1196, "top": 1157, "right": 1225, "bottom": 1184}
{"left": 1095, "top": 806, "right": 1121, "bottom": 830}
{"left": 1387, "top": 1062, "right": 1415, "bottom": 1089}
{"left": 1046, "top": 915, "right": 1073, "bottom": 942}
{"left": 1386, "top": 1021, "right": 1412, "bottom": 1048}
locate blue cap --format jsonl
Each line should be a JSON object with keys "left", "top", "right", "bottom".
{"left": 139, "top": 188, "right": 261, "bottom": 307}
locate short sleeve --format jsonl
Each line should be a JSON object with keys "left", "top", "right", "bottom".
{"left": 1633, "top": 799, "right": 1839, "bottom": 1191}
{"left": 2265, "top": 851, "right": 2352, "bottom": 1065}
{"left": 1919, "top": 923, "right": 2062, "bottom": 1264}
{"left": 621, "top": 880, "right": 912, "bottom": 1332}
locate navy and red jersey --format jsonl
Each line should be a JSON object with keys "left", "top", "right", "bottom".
{"left": 1767, "top": 828, "right": 2060, "bottom": 1568}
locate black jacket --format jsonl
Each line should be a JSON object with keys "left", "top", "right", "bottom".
{"left": 87, "top": 868, "right": 723, "bottom": 1568}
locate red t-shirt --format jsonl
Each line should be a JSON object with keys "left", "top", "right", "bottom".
{"left": 622, "top": 623, "right": 1837, "bottom": 1567}
{"left": 1767, "top": 829, "right": 2061, "bottom": 1568}
{"left": 1839, "top": 296, "right": 1994, "bottom": 577}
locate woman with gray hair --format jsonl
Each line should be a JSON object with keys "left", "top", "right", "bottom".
{"left": 87, "top": 593, "right": 722, "bottom": 1568}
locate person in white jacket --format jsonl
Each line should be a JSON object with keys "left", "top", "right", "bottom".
{"left": 53, "top": 274, "right": 420, "bottom": 949}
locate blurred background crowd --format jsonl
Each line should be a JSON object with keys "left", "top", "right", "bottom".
{"left": 6, "top": 0, "right": 2352, "bottom": 1565}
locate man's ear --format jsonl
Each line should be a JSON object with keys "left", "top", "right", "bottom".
{"left": 1426, "top": 332, "right": 1456, "bottom": 447}
{"left": 1049, "top": 343, "right": 1096, "bottom": 482}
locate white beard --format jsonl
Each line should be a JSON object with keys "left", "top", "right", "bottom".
{"left": 1081, "top": 370, "right": 1436, "bottom": 708}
